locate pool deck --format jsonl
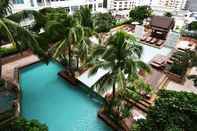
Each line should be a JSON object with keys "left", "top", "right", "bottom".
{"left": 166, "top": 79, "right": 197, "bottom": 94}
{"left": 2, "top": 55, "right": 39, "bottom": 83}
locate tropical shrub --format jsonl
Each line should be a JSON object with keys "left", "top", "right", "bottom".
{"left": 94, "top": 13, "right": 113, "bottom": 33}
{"left": 181, "top": 21, "right": 197, "bottom": 39}
{"left": 124, "top": 78, "right": 152, "bottom": 101}
{"left": 188, "top": 21, "right": 197, "bottom": 31}
{"left": 133, "top": 90, "right": 197, "bottom": 131}
{"left": 167, "top": 50, "right": 191, "bottom": 76}
{"left": 0, "top": 47, "right": 18, "bottom": 57}
{"left": 164, "top": 12, "right": 173, "bottom": 17}
{"left": 112, "top": 19, "right": 132, "bottom": 28}
{"left": 1, "top": 117, "right": 48, "bottom": 131}
{"left": 129, "top": 6, "right": 153, "bottom": 24}
{"left": 168, "top": 62, "right": 187, "bottom": 76}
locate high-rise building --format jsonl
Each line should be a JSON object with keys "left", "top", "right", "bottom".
{"left": 10, "top": 0, "right": 104, "bottom": 13}
{"left": 107, "top": 0, "right": 188, "bottom": 11}
{"left": 152, "top": 0, "right": 188, "bottom": 10}
{"left": 186, "top": 0, "right": 197, "bottom": 12}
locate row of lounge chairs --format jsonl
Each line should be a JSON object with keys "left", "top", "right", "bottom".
{"left": 140, "top": 36, "right": 165, "bottom": 47}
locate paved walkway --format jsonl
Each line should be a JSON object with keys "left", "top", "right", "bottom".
{"left": 2, "top": 55, "right": 39, "bottom": 82}
{"left": 166, "top": 79, "right": 197, "bottom": 94}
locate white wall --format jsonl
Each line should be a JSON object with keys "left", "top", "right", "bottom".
{"left": 10, "top": 0, "right": 104, "bottom": 13}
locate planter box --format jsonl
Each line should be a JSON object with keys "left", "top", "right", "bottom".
{"left": 98, "top": 108, "right": 121, "bottom": 131}
{"left": 165, "top": 70, "right": 185, "bottom": 84}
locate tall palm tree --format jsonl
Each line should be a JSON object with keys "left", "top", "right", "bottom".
{"left": 0, "top": 1, "right": 46, "bottom": 79}
{"left": 52, "top": 16, "right": 88, "bottom": 72}
{"left": 88, "top": 31, "right": 150, "bottom": 98}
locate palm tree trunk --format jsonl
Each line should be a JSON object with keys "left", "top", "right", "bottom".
{"left": 0, "top": 54, "right": 2, "bottom": 79}
{"left": 68, "top": 45, "right": 71, "bottom": 68}
{"left": 112, "top": 81, "right": 116, "bottom": 98}
{"left": 0, "top": 60, "right": 2, "bottom": 79}
{"left": 76, "top": 56, "right": 79, "bottom": 70}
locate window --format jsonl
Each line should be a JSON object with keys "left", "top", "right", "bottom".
{"left": 12, "top": 0, "right": 24, "bottom": 4}
{"left": 98, "top": 3, "right": 102, "bottom": 8}
{"left": 71, "top": 6, "right": 79, "bottom": 12}
{"left": 65, "top": 7, "right": 70, "bottom": 12}
{"left": 30, "top": 0, "right": 34, "bottom": 6}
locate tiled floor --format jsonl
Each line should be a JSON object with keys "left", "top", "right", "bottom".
{"left": 166, "top": 79, "right": 197, "bottom": 94}
{"left": 2, "top": 55, "right": 39, "bottom": 82}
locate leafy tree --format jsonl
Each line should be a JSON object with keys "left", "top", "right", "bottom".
{"left": 133, "top": 90, "right": 197, "bottom": 131}
{"left": 164, "top": 12, "right": 173, "bottom": 17}
{"left": 94, "top": 13, "right": 113, "bottom": 33}
{"left": 129, "top": 6, "right": 153, "bottom": 24}
{"left": 0, "top": 1, "right": 47, "bottom": 79}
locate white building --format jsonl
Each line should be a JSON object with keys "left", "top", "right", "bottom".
{"left": 106, "top": 0, "right": 188, "bottom": 18}
{"left": 10, "top": 0, "right": 104, "bottom": 13}
{"left": 151, "top": 0, "right": 188, "bottom": 11}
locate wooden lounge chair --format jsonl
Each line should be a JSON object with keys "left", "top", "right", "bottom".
{"left": 150, "top": 62, "right": 163, "bottom": 68}
{"left": 167, "top": 59, "right": 173, "bottom": 64}
{"left": 150, "top": 38, "right": 157, "bottom": 44}
{"left": 140, "top": 36, "right": 147, "bottom": 41}
{"left": 156, "top": 40, "right": 164, "bottom": 46}
{"left": 146, "top": 37, "right": 152, "bottom": 42}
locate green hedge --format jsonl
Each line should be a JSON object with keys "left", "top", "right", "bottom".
{"left": 0, "top": 47, "right": 19, "bottom": 57}
{"left": 133, "top": 90, "right": 197, "bottom": 131}
{"left": 1, "top": 117, "right": 48, "bottom": 131}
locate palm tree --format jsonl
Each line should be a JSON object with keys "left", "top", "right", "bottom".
{"left": 52, "top": 16, "right": 88, "bottom": 72}
{"left": 88, "top": 31, "right": 150, "bottom": 98}
{"left": 75, "top": 6, "right": 93, "bottom": 30}
{"left": 0, "top": 1, "right": 46, "bottom": 79}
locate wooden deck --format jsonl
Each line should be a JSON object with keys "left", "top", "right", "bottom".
{"left": 2, "top": 55, "right": 39, "bottom": 83}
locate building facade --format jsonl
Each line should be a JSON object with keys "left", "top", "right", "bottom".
{"left": 186, "top": 0, "right": 197, "bottom": 12}
{"left": 107, "top": 0, "right": 188, "bottom": 11}
{"left": 152, "top": 0, "right": 188, "bottom": 10}
{"left": 10, "top": 0, "right": 104, "bottom": 13}
{"left": 106, "top": 0, "right": 188, "bottom": 18}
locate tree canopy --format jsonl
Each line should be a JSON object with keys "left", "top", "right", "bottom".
{"left": 134, "top": 90, "right": 197, "bottom": 131}
{"left": 1, "top": 117, "right": 48, "bottom": 131}
{"left": 94, "top": 13, "right": 113, "bottom": 33}
{"left": 88, "top": 31, "right": 150, "bottom": 97}
{"left": 129, "top": 6, "right": 153, "bottom": 24}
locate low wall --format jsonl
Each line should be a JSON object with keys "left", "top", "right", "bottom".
{"left": 165, "top": 71, "right": 185, "bottom": 84}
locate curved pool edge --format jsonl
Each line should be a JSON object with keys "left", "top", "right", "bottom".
{"left": 16, "top": 61, "right": 112, "bottom": 131}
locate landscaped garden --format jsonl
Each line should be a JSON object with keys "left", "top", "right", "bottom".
{"left": 0, "top": 1, "right": 197, "bottom": 131}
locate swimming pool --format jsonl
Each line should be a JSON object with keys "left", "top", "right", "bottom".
{"left": 19, "top": 62, "right": 111, "bottom": 131}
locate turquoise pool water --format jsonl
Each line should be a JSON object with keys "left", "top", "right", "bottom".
{"left": 20, "top": 62, "right": 111, "bottom": 131}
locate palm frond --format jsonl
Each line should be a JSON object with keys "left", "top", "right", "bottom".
{"left": 2, "top": 18, "right": 46, "bottom": 59}
{"left": 0, "top": 0, "right": 11, "bottom": 17}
